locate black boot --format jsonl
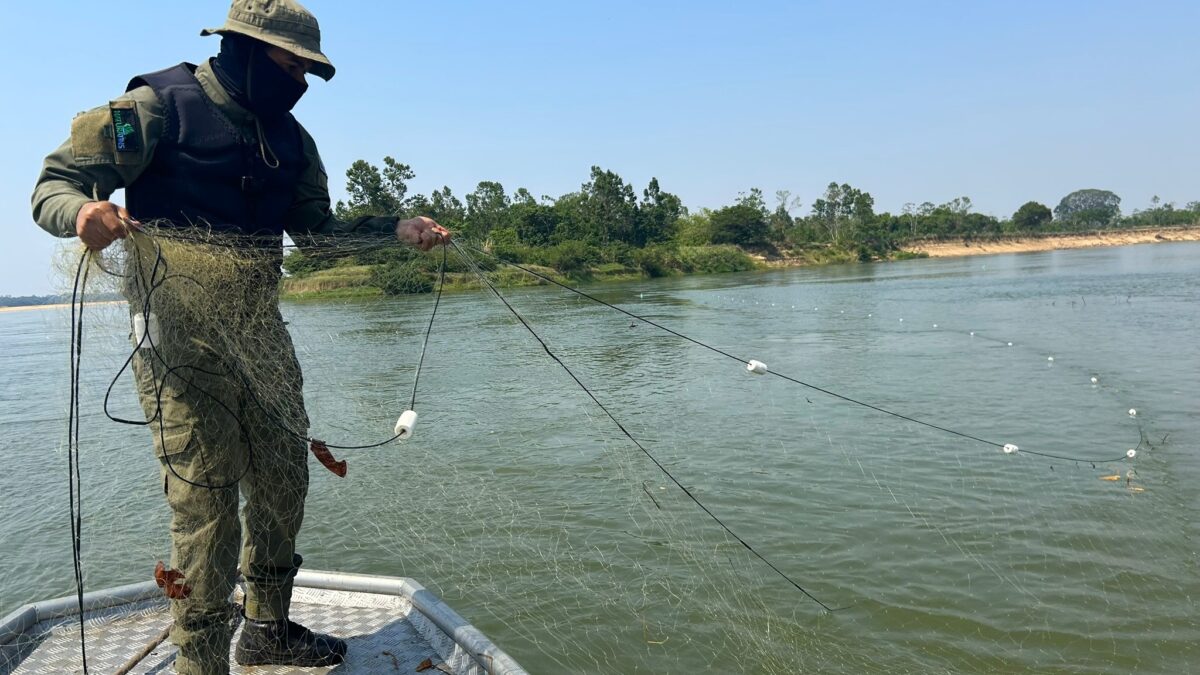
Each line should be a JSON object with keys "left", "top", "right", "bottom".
{"left": 234, "top": 617, "right": 348, "bottom": 667}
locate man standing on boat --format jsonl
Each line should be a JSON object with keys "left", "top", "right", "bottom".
{"left": 30, "top": 1, "right": 449, "bottom": 672}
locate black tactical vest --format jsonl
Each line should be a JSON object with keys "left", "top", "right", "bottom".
{"left": 124, "top": 63, "right": 305, "bottom": 239}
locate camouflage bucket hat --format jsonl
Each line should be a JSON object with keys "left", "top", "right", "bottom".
{"left": 201, "top": 0, "right": 335, "bottom": 81}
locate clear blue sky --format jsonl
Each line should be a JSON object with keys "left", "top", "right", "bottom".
{"left": 4, "top": 1, "right": 1197, "bottom": 295}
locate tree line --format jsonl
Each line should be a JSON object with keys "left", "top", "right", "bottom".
{"left": 283, "top": 158, "right": 1200, "bottom": 292}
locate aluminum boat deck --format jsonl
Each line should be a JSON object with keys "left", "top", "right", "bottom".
{"left": 0, "top": 570, "right": 527, "bottom": 675}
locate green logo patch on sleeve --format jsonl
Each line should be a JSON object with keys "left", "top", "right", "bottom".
{"left": 110, "top": 105, "right": 141, "bottom": 153}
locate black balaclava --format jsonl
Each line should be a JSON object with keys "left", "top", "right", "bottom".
{"left": 211, "top": 33, "right": 308, "bottom": 119}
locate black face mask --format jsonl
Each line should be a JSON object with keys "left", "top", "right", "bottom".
{"left": 212, "top": 34, "right": 308, "bottom": 119}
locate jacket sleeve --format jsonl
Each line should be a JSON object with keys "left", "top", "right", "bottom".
{"left": 31, "top": 86, "right": 164, "bottom": 237}
{"left": 284, "top": 124, "right": 398, "bottom": 243}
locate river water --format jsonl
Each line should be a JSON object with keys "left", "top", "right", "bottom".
{"left": 2, "top": 243, "right": 1197, "bottom": 673}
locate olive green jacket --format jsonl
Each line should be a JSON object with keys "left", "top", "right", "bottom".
{"left": 31, "top": 59, "right": 394, "bottom": 240}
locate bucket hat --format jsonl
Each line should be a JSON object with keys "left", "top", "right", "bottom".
{"left": 201, "top": 0, "right": 335, "bottom": 80}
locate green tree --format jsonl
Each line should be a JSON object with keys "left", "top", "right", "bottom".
{"left": 404, "top": 186, "right": 467, "bottom": 233}
{"left": 548, "top": 192, "right": 588, "bottom": 243}
{"left": 852, "top": 216, "right": 894, "bottom": 261}
{"left": 737, "top": 188, "right": 769, "bottom": 215}
{"left": 1054, "top": 189, "right": 1121, "bottom": 227}
{"left": 769, "top": 190, "right": 800, "bottom": 242}
{"left": 579, "top": 166, "right": 639, "bottom": 245}
{"left": 511, "top": 198, "right": 559, "bottom": 246}
{"left": 464, "top": 181, "right": 512, "bottom": 240}
{"left": 334, "top": 157, "right": 413, "bottom": 221}
{"left": 710, "top": 202, "right": 768, "bottom": 247}
{"left": 636, "top": 177, "right": 684, "bottom": 246}
{"left": 1012, "top": 201, "right": 1053, "bottom": 231}
{"left": 811, "top": 182, "right": 875, "bottom": 244}
{"left": 429, "top": 187, "right": 466, "bottom": 229}
{"left": 513, "top": 188, "right": 537, "bottom": 206}
{"left": 674, "top": 209, "right": 714, "bottom": 245}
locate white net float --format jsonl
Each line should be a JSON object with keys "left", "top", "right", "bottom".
{"left": 394, "top": 409, "right": 418, "bottom": 441}
{"left": 746, "top": 360, "right": 769, "bottom": 375}
{"left": 1127, "top": 449, "right": 1138, "bottom": 459}
{"left": 1128, "top": 408, "right": 1137, "bottom": 417}
{"left": 1002, "top": 443, "right": 1019, "bottom": 455}
{"left": 1091, "top": 376, "right": 1099, "bottom": 384}
{"left": 131, "top": 312, "right": 161, "bottom": 349}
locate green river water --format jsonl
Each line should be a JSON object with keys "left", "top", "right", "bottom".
{"left": 1, "top": 242, "right": 1197, "bottom": 673}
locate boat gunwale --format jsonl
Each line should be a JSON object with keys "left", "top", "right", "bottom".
{"left": 0, "top": 569, "right": 528, "bottom": 675}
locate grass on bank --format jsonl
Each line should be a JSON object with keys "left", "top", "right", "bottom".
{"left": 278, "top": 241, "right": 941, "bottom": 299}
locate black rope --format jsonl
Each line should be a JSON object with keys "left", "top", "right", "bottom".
{"left": 102, "top": 234, "right": 253, "bottom": 490}
{"left": 94, "top": 233, "right": 450, "bottom": 483}
{"left": 303, "top": 240, "right": 448, "bottom": 450}
{"left": 66, "top": 233, "right": 448, "bottom": 671}
{"left": 452, "top": 241, "right": 844, "bottom": 612}
{"left": 460, "top": 243, "right": 1133, "bottom": 465}
{"left": 410, "top": 243, "right": 447, "bottom": 411}
{"left": 67, "top": 252, "right": 90, "bottom": 674}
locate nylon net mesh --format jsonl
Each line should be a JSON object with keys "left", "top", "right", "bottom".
{"left": 16, "top": 225, "right": 1197, "bottom": 674}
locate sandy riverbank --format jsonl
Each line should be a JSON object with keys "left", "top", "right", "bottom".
{"left": 0, "top": 300, "right": 126, "bottom": 313}
{"left": 5, "top": 229, "right": 1198, "bottom": 308}
{"left": 903, "top": 226, "right": 1200, "bottom": 258}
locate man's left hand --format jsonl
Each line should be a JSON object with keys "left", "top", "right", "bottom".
{"left": 396, "top": 216, "right": 451, "bottom": 251}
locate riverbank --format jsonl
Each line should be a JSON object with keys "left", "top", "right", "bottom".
{"left": 7, "top": 230, "right": 1196, "bottom": 306}
{"left": 901, "top": 225, "right": 1200, "bottom": 259}
{"left": 280, "top": 229, "right": 1200, "bottom": 300}
{"left": 0, "top": 300, "right": 125, "bottom": 313}
{"left": 280, "top": 263, "right": 614, "bottom": 301}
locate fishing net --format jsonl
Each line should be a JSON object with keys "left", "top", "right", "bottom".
{"left": 11, "top": 225, "right": 1198, "bottom": 673}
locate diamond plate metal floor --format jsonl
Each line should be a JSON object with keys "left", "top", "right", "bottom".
{"left": 1, "top": 587, "right": 488, "bottom": 675}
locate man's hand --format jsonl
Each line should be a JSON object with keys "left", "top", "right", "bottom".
{"left": 396, "top": 216, "right": 451, "bottom": 252}
{"left": 76, "top": 201, "right": 138, "bottom": 251}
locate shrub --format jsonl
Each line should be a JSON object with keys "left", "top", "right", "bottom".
{"left": 674, "top": 211, "right": 714, "bottom": 245}
{"left": 489, "top": 237, "right": 537, "bottom": 264}
{"left": 353, "top": 243, "right": 417, "bottom": 266}
{"left": 369, "top": 262, "right": 433, "bottom": 295}
{"left": 710, "top": 204, "right": 768, "bottom": 246}
{"left": 538, "top": 240, "right": 599, "bottom": 274}
{"left": 282, "top": 250, "right": 340, "bottom": 277}
{"left": 675, "top": 245, "right": 755, "bottom": 273}
{"left": 597, "top": 242, "right": 636, "bottom": 266}
{"left": 633, "top": 245, "right": 678, "bottom": 277}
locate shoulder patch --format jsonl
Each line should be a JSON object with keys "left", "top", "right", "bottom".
{"left": 109, "top": 102, "right": 142, "bottom": 153}
{"left": 70, "top": 108, "right": 114, "bottom": 164}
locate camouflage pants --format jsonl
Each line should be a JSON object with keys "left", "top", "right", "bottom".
{"left": 130, "top": 300, "right": 310, "bottom": 675}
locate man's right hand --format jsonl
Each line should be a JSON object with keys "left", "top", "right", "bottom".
{"left": 76, "top": 201, "right": 138, "bottom": 251}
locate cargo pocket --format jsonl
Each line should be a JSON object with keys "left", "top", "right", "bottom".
{"left": 155, "top": 409, "right": 248, "bottom": 493}
{"left": 153, "top": 426, "right": 193, "bottom": 497}
{"left": 152, "top": 424, "right": 193, "bottom": 460}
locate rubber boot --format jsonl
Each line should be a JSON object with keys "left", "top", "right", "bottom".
{"left": 233, "top": 617, "right": 347, "bottom": 667}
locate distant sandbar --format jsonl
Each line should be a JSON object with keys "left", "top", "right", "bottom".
{"left": 0, "top": 300, "right": 126, "bottom": 313}
{"left": 903, "top": 226, "right": 1200, "bottom": 259}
